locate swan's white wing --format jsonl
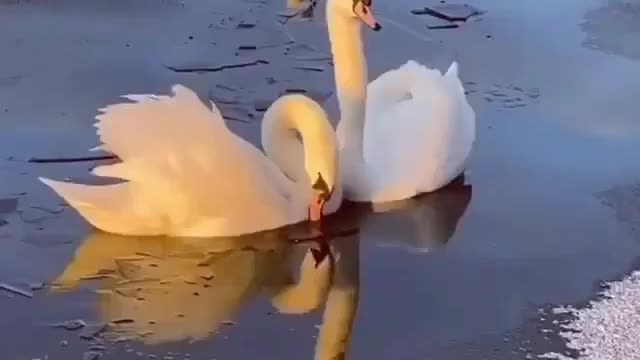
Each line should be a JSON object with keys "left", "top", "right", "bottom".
{"left": 364, "top": 61, "right": 475, "bottom": 200}
{"left": 94, "top": 85, "right": 223, "bottom": 160}
{"left": 41, "top": 85, "right": 295, "bottom": 237}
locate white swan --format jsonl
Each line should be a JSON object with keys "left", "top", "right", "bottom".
{"left": 39, "top": 85, "right": 342, "bottom": 237}
{"left": 325, "top": 0, "right": 476, "bottom": 203}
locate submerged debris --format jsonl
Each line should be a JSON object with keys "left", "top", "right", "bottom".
{"left": 294, "top": 65, "right": 325, "bottom": 72}
{"left": 165, "top": 60, "right": 268, "bottom": 73}
{"left": 83, "top": 350, "right": 103, "bottom": 360}
{"left": 50, "top": 319, "right": 87, "bottom": 331}
{"left": 79, "top": 323, "right": 108, "bottom": 340}
{"left": 275, "top": 8, "right": 299, "bottom": 19}
{"left": 27, "top": 155, "right": 116, "bottom": 163}
{"left": 80, "top": 271, "right": 116, "bottom": 281}
{"left": 89, "top": 344, "right": 106, "bottom": 352}
{"left": 0, "top": 198, "right": 18, "bottom": 214}
{"left": 29, "top": 282, "right": 45, "bottom": 291}
{"left": 215, "top": 83, "right": 239, "bottom": 92}
{"left": 30, "top": 205, "right": 64, "bottom": 215}
{"left": 412, "top": 3, "right": 484, "bottom": 30}
{"left": 425, "top": 17, "right": 460, "bottom": 30}
{"left": 0, "top": 283, "right": 33, "bottom": 298}
{"left": 411, "top": 3, "right": 484, "bottom": 22}
{"left": 295, "top": 54, "right": 332, "bottom": 62}
{"left": 236, "top": 22, "right": 256, "bottom": 29}
{"left": 253, "top": 99, "right": 273, "bottom": 112}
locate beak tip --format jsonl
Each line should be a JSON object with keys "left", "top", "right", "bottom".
{"left": 310, "top": 248, "right": 326, "bottom": 267}
{"left": 373, "top": 23, "right": 382, "bottom": 31}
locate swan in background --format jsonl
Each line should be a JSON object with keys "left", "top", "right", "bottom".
{"left": 322, "top": 0, "right": 476, "bottom": 203}
{"left": 39, "top": 85, "right": 342, "bottom": 237}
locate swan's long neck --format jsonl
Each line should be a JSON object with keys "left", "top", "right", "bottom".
{"left": 270, "top": 247, "right": 333, "bottom": 314}
{"left": 314, "top": 238, "right": 360, "bottom": 360}
{"left": 327, "top": 3, "right": 368, "bottom": 159}
{"left": 268, "top": 238, "right": 360, "bottom": 360}
{"left": 261, "top": 94, "right": 338, "bottom": 191}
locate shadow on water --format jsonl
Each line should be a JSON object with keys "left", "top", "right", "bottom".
{"left": 47, "top": 179, "right": 472, "bottom": 359}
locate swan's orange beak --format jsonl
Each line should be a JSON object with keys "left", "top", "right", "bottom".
{"left": 309, "top": 195, "right": 326, "bottom": 223}
{"left": 354, "top": 2, "right": 381, "bottom": 31}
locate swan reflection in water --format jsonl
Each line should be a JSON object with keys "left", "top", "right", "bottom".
{"left": 51, "top": 180, "right": 471, "bottom": 359}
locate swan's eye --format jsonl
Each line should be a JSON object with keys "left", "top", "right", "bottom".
{"left": 353, "top": 0, "right": 373, "bottom": 16}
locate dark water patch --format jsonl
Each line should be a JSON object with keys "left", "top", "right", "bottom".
{"left": 581, "top": 0, "right": 640, "bottom": 61}
{"left": 596, "top": 181, "right": 640, "bottom": 238}
{"left": 0, "top": 74, "right": 23, "bottom": 87}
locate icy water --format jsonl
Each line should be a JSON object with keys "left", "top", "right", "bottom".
{"left": 1, "top": 0, "right": 640, "bottom": 359}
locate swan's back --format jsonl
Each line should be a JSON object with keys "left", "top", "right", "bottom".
{"left": 41, "top": 85, "right": 294, "bottom": 237}
{"left": 364, "top": 60, "right": 475, "bottom": 199}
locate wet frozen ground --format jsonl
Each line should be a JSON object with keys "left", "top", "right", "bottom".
{"left": 2, "top": 0, "right": 640, "bottom": 359}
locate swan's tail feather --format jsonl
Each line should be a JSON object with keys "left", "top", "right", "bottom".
{"left": 91, "top": 163, "right": 130, "bottom": 180}
{"left": 404, "top": 59, "right": 420, "bottom": 69}
{"left": 442, "top": 61, "right": 467, "bottom": 98}
{"left": 445, "top": 61, "right": 459, "bottom": 78}
{"left": 39, "top": 177, "right": 163, "bottom": 236}
{"left": 121, "top": 94, "right": 171, "bottom": 103}
{"left": 90, "top": 160, "right": 149, "bottom": 182}
{"left": 94, "top": 84, "right": 229, "bottom": 162}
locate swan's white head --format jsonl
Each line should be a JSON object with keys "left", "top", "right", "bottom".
{"left": 328, "top": 0, "right": 382, "bottom": 31}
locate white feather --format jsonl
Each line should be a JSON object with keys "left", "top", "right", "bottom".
{"left": 40, "top": 85, "right": 330, "bottom": 237}
{"left": 326, "top": 0, "right": 476, "bottom": 203}
{"left": 362, "top": 60, "right": 475, "bottom": 202}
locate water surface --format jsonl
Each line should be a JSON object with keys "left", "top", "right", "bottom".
{"left": 1, "top": 0, "right": 640, "bottom": 358}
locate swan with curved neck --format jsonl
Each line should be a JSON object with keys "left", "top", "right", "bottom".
{"left": 39, "top": 86, "right": 342, "bottom": 237}
{"left": 325, "top": 0, "right": 476, "bottom": 203}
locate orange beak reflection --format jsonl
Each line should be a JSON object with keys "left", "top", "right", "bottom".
{"left": 308, "top": 194, "right": 326, "bottom": 223}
